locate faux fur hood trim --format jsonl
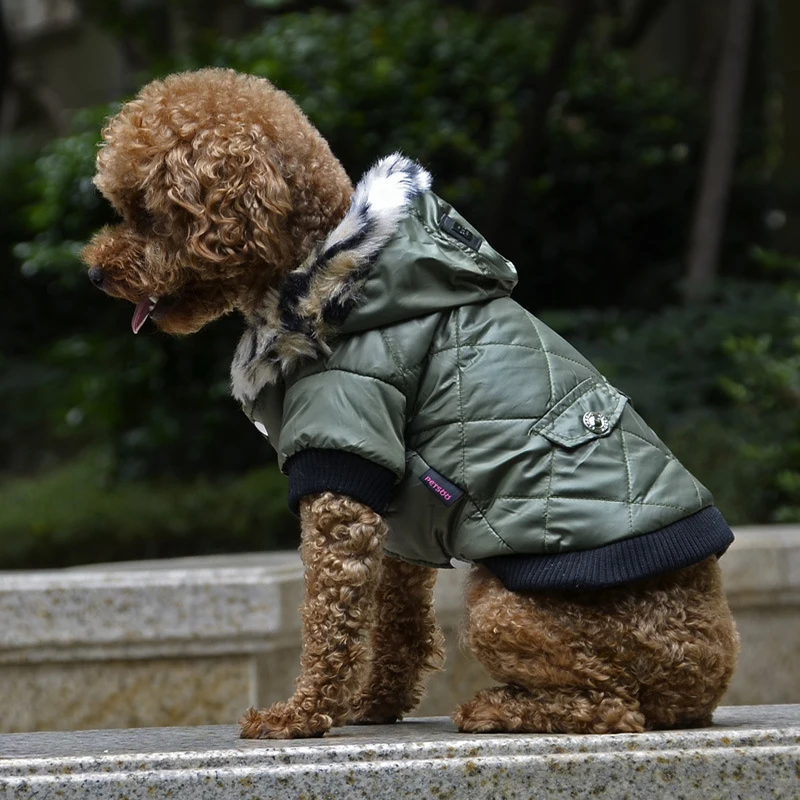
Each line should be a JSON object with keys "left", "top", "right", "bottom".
{"left": 230, "top": 153, "right": 432, "bottom": 407}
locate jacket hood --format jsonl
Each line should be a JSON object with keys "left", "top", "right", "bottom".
{"left": 231, "top": 153, "right": 517, "bottom": 406}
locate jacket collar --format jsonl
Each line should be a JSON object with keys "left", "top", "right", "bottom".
{"left": 230, "top": 153, "right": 431, "bottom": 406}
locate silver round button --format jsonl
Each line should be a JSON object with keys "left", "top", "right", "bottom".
{"left": 582, "top": 411, "right": 610, "bottom": 434}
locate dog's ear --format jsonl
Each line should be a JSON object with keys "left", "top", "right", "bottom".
{"left": 155, "top": 135, "right": 293, "bottom": 271}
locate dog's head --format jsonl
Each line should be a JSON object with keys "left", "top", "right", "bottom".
{"left": 83, "top": 68, "right": 352, "bottom": 334}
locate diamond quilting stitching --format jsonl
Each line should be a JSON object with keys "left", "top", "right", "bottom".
{"left": 523, "top": 314, "right": 555, "bottom": 407}
{"left": 618, "top": 426, "right": 635, "bottom": 536}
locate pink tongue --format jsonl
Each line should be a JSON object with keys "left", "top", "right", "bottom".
{"left": 131, "top": 299, "right": 153, "bottom": 334}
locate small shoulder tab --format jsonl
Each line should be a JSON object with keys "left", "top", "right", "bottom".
{"left": 439, "top": 214, "right": 483, "bottom": 252}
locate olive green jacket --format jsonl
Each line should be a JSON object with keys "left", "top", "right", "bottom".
{"left": 231, "top": 154, "right": 729, "bottom": 586}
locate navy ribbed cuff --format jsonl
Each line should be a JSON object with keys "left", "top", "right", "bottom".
{"left": 285, "top": 449, "right": 397, "bottom": 516}
{"left": 480, "top": 506, "right": 734, "bottom": 591}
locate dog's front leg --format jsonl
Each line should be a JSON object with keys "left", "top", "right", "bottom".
{"left": 349, "top": 558, "right": 444, "bottom": 724}
{"left": 240, "top": 492, "right": 386, "bottom": 739}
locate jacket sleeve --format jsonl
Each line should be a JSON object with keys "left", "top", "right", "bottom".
{"left": 278, "top": 366, "right": 407, "bottom": 515}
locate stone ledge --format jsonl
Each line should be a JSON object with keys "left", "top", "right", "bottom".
{"left": 0, "top": 553, "right": 305, "bottom": 664}
{"left": 2, "top": 527, "right": 797, "bottom": 664}
{"left": 1, "top": 706, "right": 798, "bottom": 800}
{"left": 1, "top": 527, "right": 798, "bottom": 731}
{"left": 720, "top": 525, "right": 800, "bottom": 605}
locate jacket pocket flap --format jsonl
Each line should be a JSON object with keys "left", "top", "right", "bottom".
{"left": 529, "top": 380, "right": 628, "bottom": 448}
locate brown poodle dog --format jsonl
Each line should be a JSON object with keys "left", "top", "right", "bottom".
{"left": 83, "top": 68, "right": 739, "bottom": 739}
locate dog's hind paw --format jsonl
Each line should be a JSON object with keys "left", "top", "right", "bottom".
{"left": 454, "top": 685, "right": 646, "bottom": 735}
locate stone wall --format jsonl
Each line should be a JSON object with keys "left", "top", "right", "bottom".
{"left": 0, "top": 527, "right": 798, "bottom": 733}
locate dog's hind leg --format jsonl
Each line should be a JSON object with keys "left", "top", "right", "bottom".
{"left": 349, "top": 557, "right": 444, "bottom": 724}
{"left": 454, "top": 560, "right": 738, "bottom": 735}
{"left": 619, "top": 557, "right": 739, "bottom": 731}
{"left": 453, "top": 566, "right": 645, "bottom": 734}
{"left": 240, "top": 492, "right": 386, "bottom": 739}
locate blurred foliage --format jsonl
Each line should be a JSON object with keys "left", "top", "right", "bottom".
{"left": 0, "top": 450, "right": 295, "bottom": 569}
{"left": 7, "top": 108, "right": 268, "bottom": 481}
{"left": 545, "top": 249, "right": 800, "bottom": 525}
{"left": 74, "top": 0, "right": 285, "bottom": 73}
{"left": 214, "top": 1, "right": 768, "bottom": 308}
{"left": 716, "top": 249, "right": 800, "bottom": 523}
{"left": 0, "top": 1, "right": 790, "bottom": 568}
{"left": 0, "top": 137, "right": 53, "bottom": 474}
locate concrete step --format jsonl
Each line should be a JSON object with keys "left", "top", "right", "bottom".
{"left": 1, "top": 705, "right": 798, "bottom": 799}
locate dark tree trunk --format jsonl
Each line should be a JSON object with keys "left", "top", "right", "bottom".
{"left": 611, "top": 0, "right": 673, "bottom": 50}
{"left": 684, "top": 0, "right": 756, "bottom": 303}
{"left": 486, "top": 0, "right": 596, "bottom": 241}
{"left": 0, "top": 2, "right": 11, "bottom": 130}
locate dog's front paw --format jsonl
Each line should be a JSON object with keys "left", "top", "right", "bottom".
{"left": 239, "top": 703, "right": 332, "bottom": 739}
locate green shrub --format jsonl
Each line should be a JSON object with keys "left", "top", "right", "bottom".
{"left": 3, "top": 1, "right": 781, "bottom": 568}
{"left": 0, "top": 451, "right": 297, "bottom": 569}
{"left": 9, "top": 107, "right": 268, "bottom": 479}
{"left": 14, "top": 1, "right": 772, "bottom": 482}
{"left": 0, "top": 138, "right": 45, "bottom": 473}
{"left": 544, "top": 254, "right": 800, "bottom": 525}
{"left": 213, "top": 1, "right": 768, "bottom": 309}
{"left": 716, "top": 249, "right": 800, "bottom": 522}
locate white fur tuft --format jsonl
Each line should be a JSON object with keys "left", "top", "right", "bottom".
{"left": 231, "top": 153, "right": 432, "bottom": 407}
{"left": 352, "top": 153, "right": 432, "bottom": 216}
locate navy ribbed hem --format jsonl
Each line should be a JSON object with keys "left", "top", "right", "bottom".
{"left": 286, "top": 449, "right": 397, "bottom": 516}
{"left": 479, "top": 506, "right": 734, "bottom": 591}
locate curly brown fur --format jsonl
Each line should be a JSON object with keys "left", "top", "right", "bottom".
{"left": 349, "top": 559, "right": 444, "bottom": 724}
{"left": 240, "top": 493, "right": 387, "bottom": 739}
{"left": 86, "top": 68, "right": 738, "bottom": 739}
{"left": 454, "top": 557, "right": 739, "bottom": 734}
{"left": 83, "top": 68, "right": 352, "bottom": 334}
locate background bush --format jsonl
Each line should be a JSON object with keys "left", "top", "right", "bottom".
{"left": 0, "top": 0, "right": 787, "bottom": 568}
{"left": 215, "top": 1, "right": 768, "bottom": 308}
{"left": 546, "top": 249, "right": 800, "bottom": 525}
{"left": 0, "top": 451, "right": 295, "bottom": 569}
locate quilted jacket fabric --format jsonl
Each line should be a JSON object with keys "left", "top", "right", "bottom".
{"left": 234, "top": 155, "right": 733, "bottom": 586}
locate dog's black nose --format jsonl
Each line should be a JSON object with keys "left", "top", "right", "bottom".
{"left": 88, "top": 267, "right": 106, "bottom": 288}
